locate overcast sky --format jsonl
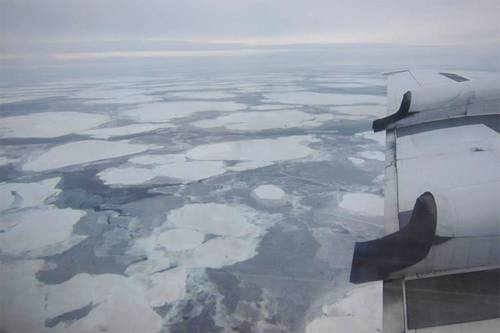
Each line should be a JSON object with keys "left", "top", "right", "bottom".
{"left": 1, "top": 0, "right": 499, "bottom": 49}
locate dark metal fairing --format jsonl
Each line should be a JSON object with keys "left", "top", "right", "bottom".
{"left": 350, "top": 192, "right": 437, "bottom": 284}
{"left": 372, "top": 91, "right": 412, "bottom": 132}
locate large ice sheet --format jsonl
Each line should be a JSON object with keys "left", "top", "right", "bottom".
{"left": 0, "top": 263, "right": 163, "bottom": 333}
{"left": 80, "top": 123, "right": 172, "bottom": 139}
{"left": 23, "top": 140, "right": 157, "bottom": 171}
{"left": 264, "top": 92, "right": 385, "bottom": 105}
{"left": 125, "top": 203, "right": 279, "bottom": 306}
{"left": 98, "top": 154, "right": 226, "bottom": 185}
{"left": 123, "top": 101, "right": 246, "bottom": 123}
{"left": 169, "top": 91, "right": 235, "bottom": 99}
{"left": 186, "top": 135, "right": 318, "bottom": 162}
{"left": 0, "top": 178, "right": 60, "bottom": 212}
{"left": 0, "top": 112, "right": 109, "bottom": 138}
{"left": 0, "top": 208, "right": 85, "bottom": 256}
{"left": 192, "top": 110, "right": 334, "bottom": 130}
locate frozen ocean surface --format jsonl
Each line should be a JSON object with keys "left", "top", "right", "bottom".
{"left": 0, "top": 64, "right": 386, "bottom": 333}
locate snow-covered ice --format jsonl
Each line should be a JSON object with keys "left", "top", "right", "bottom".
{"left": 192, "top": 110, "right": 334, "bottom": 130}
{"left": 306, "top": 282, "right": 382, "bottom": 333}
{"left": 123, "top": 101, "right": 246, "bottom": 123}
{"left": 186, "top": 135, "right": 318, "bottom": 162}
{"left": 80, "top": 123, "right": 172, "bottom": 139}
{"left": 338, "top": 192, "right": 384, "bottom": 216}
{"left": 264, "top": 92, "right": 385, "bottom": 105}
{"left": 23, "top": 140, "right": 157, "bottom": 171}
{"left": 0, "top": 112, "right": 109, "bottom": 138}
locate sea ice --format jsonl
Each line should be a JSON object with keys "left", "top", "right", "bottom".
{"left": 98, "top": 154, "right": 226, "bottom": 185}
{"left": 306, "top": 282, "right": 382, "bottom": 333}
{"left": 358, "top": 151, "right": 385, "bottom": 161}
{"left": 252, "top": 184, "right": 286, "bottom": 200}
{"left": 23, "top": 140, "right": 156, "bottom": 172}
{"left": 264, "top": 92, "right": 385, "bottom": 106}
{"left": 0, "top": 112, "right": 109, "bottom": 138}
{"left": 0, "top": 178, "right": 60, "bottom": 212}
{"left": 338, "top": 192, "right": 384, "bottom": 216}
{"left": 186, "top": 136, "right": 318, "bottom": 162}
{"left": 0, "top": 208, "right": 85, "bottom": 256}
{"left": 332, "top": 104, "right": 387, "bottom": 117}
{"left": 356, "top": 131, "right": 386, "bottom": 146}
{"left": 123, "top": 101, "right": 246, "bottom": 123}
{"left": 124, "top": 203, "right": 278, "bottom": 306}
{"left": 80, "top": 123, "right": 172, "bottom": 139}
{"left": 348, "top": 157, "right": 365, "bottom": 166}
{"left": 170, "top": 91, "right": 235, "bottom": 99}
{"left": 192, "top": 110, "right": 334, "bottom": 130}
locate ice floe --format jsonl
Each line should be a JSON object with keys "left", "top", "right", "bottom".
{"left": 338, "top": 192, "right": 384, "bottom": 216}
{"left": 170, "top": 91, "right": 235, "bottom": 99}
{"left": 98, "top": 154, "right": 226, "bottom": 185}
{"left": 226, "top": 160, "right": 274, "bottom": 172}
{"left": 0, "top": 178, "right": 60, "bottom": 212}
{"left": 23, "top": 140, "right": 157, "bottom": 172}
{"left": 306, "top": 282, "right": 382, "bottom": 333}
{"left": 332, "top": 104, "right": 386, "bottom": 117}
{"left": 356, "top": 131, "right": 386, "bottom": 146}
{"left": 73, "top": 88, "right": 161, "bottom": 104}
{"left": 0, "top": 112, "right": 109, "bottom": 138}
{"left": 252, "top": 184, "right": 287, "bottom": 206}
{"left": 264, "top": 92, "right": 385, "bottom": 105}
{"left": 0, "top": 261, "right": 163, "bottom": 332}
{"left": 186, "top": 135, "right": 318, "bottom": 162}
{"left": 192, "top": 110, "right": 334, "bottom": 130}
{"left": 348, "top": 157, "right": 365, "bottom": 167}
{"left": 80, "top": 123, "right": 172, "bottom": 139}
{"left": 125, "top": 203, "right": 279, "bottom": 306}
{"left": 0, "top": 208, "right": 85, "bottom": 256}
{"left": 123, "top": 101, "right": 246, "bottom": 123}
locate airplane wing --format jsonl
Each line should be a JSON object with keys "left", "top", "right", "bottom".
{"left": 350, "top": 69, "right": 500, "bottom": 332}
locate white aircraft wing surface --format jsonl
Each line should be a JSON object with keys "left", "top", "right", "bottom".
{"left": 350, "top": 69, "right": 500, "bottom": 332}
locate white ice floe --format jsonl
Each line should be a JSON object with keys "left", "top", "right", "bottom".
{"left": 252, "top": 185, "right": 287, "bottom": 207}
{"left": 73, "top": 88, "right": 161, "bottom": 105}
{"left": 348, "top": 157, "right": 365, "bottom": 167}
{"left": 167, "top": 203, "right": 262, "bottom": 237}
{"left": 0, "top": 112, "right": 109, "bottom": 138}
{"left": 226, "top": 160, "right": 274, "bottom": 172}
{"left": 192, "top": 110, "right": 334, "bottom": 130}
{"left": 356, "top": 131, "right": 386, "bottom": 146}
{"left": 156, "top": 228, "right": 205, "bottom": 251}
{"left": 306, "top": 282, "right": 382, "bottom": 333}
{"left": 358, "top": 150, "right": 385, "bottom": 161}
{"left": 316, "top": 82, "right": 368, "bottom": 89}
{"left": 252, "top": 184, "right": 286, "bottom": 200}
{"left": 0, "top": 260, "right": 163, "bottom": 333}
{"left": 249, "top": 104, "right": 288, "bottom": 111}
{"left": 170, "top": 91, "right": 235, "bottom": 99}
{"left": 264, "top": 92, "right": 385, "bottom": 106}
{"left": 80, "top": 123, "right": 172, "bottom": 139}
{"left": 0, "top": 208, "right": 85, "bottom": 256}
{"left": 338, "top": 192, "right": 384, "bottom": 216}
{"left": 125, "top": 203, "right": 279, "bottom": 306}
{"left": 123, "top": 101, "right": 246, "bottom": 123}
{"left": 23, "top": 140, "right": 157, "bottom": 172}
{"left": 186, "top": 135, "right": 318, "bottom": 162}
{"left": 0, "top": 178, "right": 60, "bottom": 212}
{"left": 98, "top": 154, "right": 226, "bottom": 185}
{"left": 332, "top": 104, "right": 387, "bottom": 117}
